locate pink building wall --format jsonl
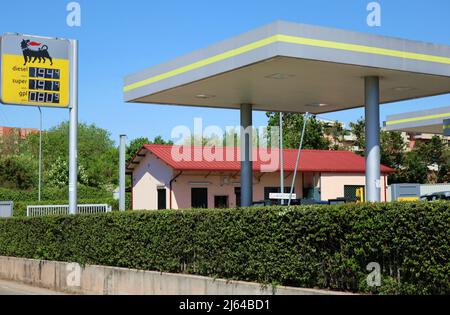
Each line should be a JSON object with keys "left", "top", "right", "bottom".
{"left": 321, "top": 173, "right": 389, "bottom": 202}
{"left": 132, "top": 153, "right": 173, "bottom": 210}
{"left": 171, "top": 172, "right": 304, "bottom": 209}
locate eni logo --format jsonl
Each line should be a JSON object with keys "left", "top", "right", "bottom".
{"left": 20, "top": 39, "right": 53, "bottom": 66}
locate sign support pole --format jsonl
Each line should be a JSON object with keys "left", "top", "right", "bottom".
{"left": 288, "top": 113, "right": 309, "bottom": 207}
{"left": 38, "top": 107, "right": 42, "bottom": 202}
{"left": 68, "top": 39, "right": 78, "bottom": 215}
{"left": 119, "top": 135, "right": 127, "bottom": 211}
{"left": 280, "top": 113, "right": 285, "bottom": 205}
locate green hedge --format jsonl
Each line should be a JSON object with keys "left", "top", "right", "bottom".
{"left": 12, "top": 198, "right": 119, "bottom": 217}
{"left": 0, "top": 186, "right": 112, "bottom": 202}
{"left": 0, "top": 202, "right": 449, "bottom": 295}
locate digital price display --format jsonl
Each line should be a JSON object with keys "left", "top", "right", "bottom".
{"left": 29, "top": 67, "right": 61, "bottom": 80}
{"left": 0, "top": 34, "right": 70, "bottom": 108}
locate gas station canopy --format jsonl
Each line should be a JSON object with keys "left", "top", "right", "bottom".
{"left": 124, "top": 20, "right": 450, "bottom": 205}
{"left": 124, "top": 20, "right": 450, "bottom": 114}
{"left": 385, "top": 106, "right": 450, "bottom": 134}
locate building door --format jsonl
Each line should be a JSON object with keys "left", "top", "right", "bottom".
{"left": 191, "top": 188, "right": 208, "bottom": 208}
{"left": 157, "top": 188, "right": 167, "bottom": 210}
{"left": 214, "top": 196, "right": 229, "bottom": 209}
{"left": 235, "top": 188, "right": 241, "bottom": 207}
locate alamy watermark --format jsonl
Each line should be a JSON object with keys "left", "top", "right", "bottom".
{"left": 367, "top": 2, "right": 382, "bottom": 27}
{"left": 170, "top": 118, "right": 281, "bottom": 172}
{"left": 66, "top": 2, "right": 81, "bottom": 27}
{"left": 66, "top": 263, "right": 81, "bottom": 287}
{"left": 366, "top": 262, "right": 382, "bottom": 287}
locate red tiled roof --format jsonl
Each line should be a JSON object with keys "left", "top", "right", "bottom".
{"left": 131, "top": 144, "right": 396, "bottom": 174}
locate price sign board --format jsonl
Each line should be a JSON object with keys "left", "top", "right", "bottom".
{"left": 0, "top": 34, "right": 71, "bottom": 108}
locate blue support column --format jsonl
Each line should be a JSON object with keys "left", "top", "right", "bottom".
{"left": 240, "top": 104, "right": 253, "bottom": 207}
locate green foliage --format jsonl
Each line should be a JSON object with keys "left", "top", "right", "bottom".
{"left": 395, "top": 150, "right": 429, "bottom": 184}
{"left": 126, "top": 136, "right": 173, "bottom": 163}
{"left": 126, "top": 137, "right": 150, "bottom": 163}
{"left": 415, "top": 136, "right": 450, "bottom": 183}
{"left": 23, "top": 122, "right": 119, "bottom": 188}
{"left": 349, "top": 118, "right": 366, "bottom": 154}
{"left": 323, "top": 121, "right": 346, "bottom": 150}
{"left": 47, "top": 157, "right": 90, "bottom": 187}
{"left": 267, "top": 113, "right": 331, "bottom": 150}
{"left": 381, "top": 131, "right": 406, "bottom": 169}
{"left": 0, "top": 186, "right": 112, "bottom": 202}
{"left": 0, "top": 129, "right": 26, "bottom": 157}
{"left": 0, "top": 202, "right": 448, "bottom": 295}
{"left": 0, "top": 155, "right": 36, "bottom": 189}
{"left": 349, "top": 118, "right": 450, "bottom": 184}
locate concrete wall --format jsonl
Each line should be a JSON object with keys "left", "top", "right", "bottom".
{"left": 0, "top": 256, "right": 348, "bottom": 295}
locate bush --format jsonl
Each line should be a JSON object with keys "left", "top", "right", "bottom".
{"left": 0, "top": 156, "right": 36, "bottom": 189}
{"left": 0, "top": 186, "right": 112, "bottom": 202}
{"left": 0, "top": 202, "right": 448, "bottom": 295}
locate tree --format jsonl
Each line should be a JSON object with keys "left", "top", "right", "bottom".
{"left": 396, "top": 150, "right": 429, "bottom": 184}
{"left": 47, "top": 157, "right": 90, "bottom": 187}
{"left": 415, "top": 136, "right": 450, "bottom": 183}
{"left": 126, "top": 137, "right": 150, "bottom": 164}
{"left": 23, "top": 122, "right": 118, "bottom": 189}
{"left": 349, "top": 118, "right": 366, "bottom": 155}
{"left": 324, "top": 121, "right": 346, "bottom": 150}
{"left": 349, "top": 117, "right": 406, "bottom": 167}
{"left": 126, "top": 136, "right": 173, "bottom": 163}
{"left": 0, "top": 155, "right": 36, "bottom": 189}
{"left": 380, "top": 131, "right": 406, "bottom": 170}
{"left": 266, "top": 112, "right": 331, "bottom": 150}
{"left": 438, "top": 149, "right": 450, "bottom": 183}
{"left": 0, "top": 129, "right": 24, "bottom": 157}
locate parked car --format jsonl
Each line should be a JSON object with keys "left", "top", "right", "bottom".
{"left": 420, "top": 192, "right": 450, "bottom": 201}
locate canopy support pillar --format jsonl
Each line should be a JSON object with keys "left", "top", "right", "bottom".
{"left": 240, "top": 104, "right": 253, "bottom": 207}
{"left": 365, "top": 76, "right": 381, "bottom": 202}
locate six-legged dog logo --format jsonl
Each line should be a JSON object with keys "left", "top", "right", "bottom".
{"left": 20, "top": 39, "right": 53, "bottom": 66}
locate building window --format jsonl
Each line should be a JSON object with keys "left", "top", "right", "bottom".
{"left": 191, "top": 188, "right": 208, "bottom": 209}
{"left": 157, "top": 188, "right": 167, "bottom": 210}
{"left": 214, "top": 196, "right": 229, "bottom": 209}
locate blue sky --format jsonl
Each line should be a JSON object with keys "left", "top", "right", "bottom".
{"left": 1, "top": 0, "right": 450, "bottom": 144}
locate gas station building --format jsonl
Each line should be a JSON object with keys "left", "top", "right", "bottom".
{"left": 124, "top": 21, "right": 450, "bottom": 206}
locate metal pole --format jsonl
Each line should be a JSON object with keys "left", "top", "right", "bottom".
{"left": 240, "top": 104, "right": 253, "bottom": 207}
{"left": 288, "top": 113, "right": 309, "bottom": 207}
{"left": 119, "top": 135, "right": 127, "bottom": 211}
{"left": 365, "top": 76, "right": 381, "bottom": 202}
{"left": 68, "top": 39, "right": 78, "bottom": 215}
{"left": 279, "top": 113, "right": 285, "bottom": 205}
{"left": 38, "top": 107, "right": 42, "bottom": 202}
